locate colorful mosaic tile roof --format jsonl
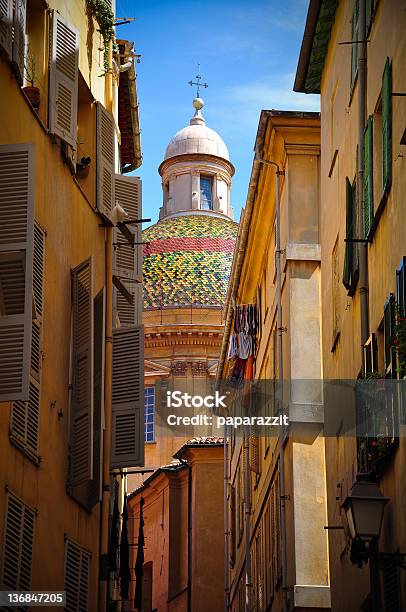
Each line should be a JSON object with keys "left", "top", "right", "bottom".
{"left": 143, "top": 215, "right": 238, "bottom": 309}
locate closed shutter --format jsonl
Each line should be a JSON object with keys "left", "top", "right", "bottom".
{"left": 111, "top": 326, "right": 144, "bottom": 468}
{"left": 249, "top": 433, "right": 260, "bottom": 474}
{"left": 69, "top": 258, "right": 93, "bottom": 487}
{"left": 363, "top": 116, "right": 374, "bottom": 238}
{"left": 96, "top": 102, "right": 115, "bottom": 220}
{"left": 113, "top": 175, "right": 142, "bottom": 326}
{"left": 230, "top": 484, "right": 236, "bottom": 566}
{"left": 64, "top": 539, "right": 91, "bottom": 612}
{"left": 88, "top": 288, "right": 105, "bottom": 507}
{"left": 382, "top": 58, "right": 392, "bottom": 193}
{"left": 1, "top": 492, "right": 35, "bottom": 591}
{"left": 350, "top": 0, "right": 359, "bottom": 86}
{"left": 49, "top": 11, "right": 79, "bottom": 147}
{"left": 0, "top": 143, "right": 35, "bottom": 402}
{"left": 0, "top": 0, "right": 13, "bottom": 57}
{"left": 343, "top": 177, "right": 358, "bottom": 293}
{"left": 12, "top": 0, "right": 26, "bottom": 85}
{"left": 366, "top": 0, "right": 373, "bottom": 33}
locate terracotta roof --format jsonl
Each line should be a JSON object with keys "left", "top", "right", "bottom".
{"left": 184, "top": 436, "right": 225, "bottom": 445}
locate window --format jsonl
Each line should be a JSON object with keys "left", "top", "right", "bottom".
{"left": 200, "top": 176, "right": 213, "bottom": 210}
{"left": 144, "top": 386, "right": 155, "bottom": 443}
{"left": 343, "top": 177, "right": 359, "bottom": 295}
{"left": 363, "top": 116, "right": 374, "bottom": 238}
{"left": 1, "top": 492, "right": 35, "bottom": 591}
{"left": 64, "top": 539, "right": 90, "bottom": 612}
{"left": 382, "top": 58, "right": 392, "bottom": 194}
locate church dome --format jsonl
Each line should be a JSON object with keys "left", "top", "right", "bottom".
{"left": 164, "top": 99, "right": 229, "bottom": 161}
{"left": 164, "top": 123, "right": 229, "bottom": 161}
{"left": 143, "top": 215, "right": 238, "bottom": 309}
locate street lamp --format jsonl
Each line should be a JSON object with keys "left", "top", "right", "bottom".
{"left": 342, "top": 474, "right": 389, "bottom": 542}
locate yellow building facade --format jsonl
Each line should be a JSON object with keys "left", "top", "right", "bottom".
{"left": 0, "top": 1, "right": 143, "bottom": 609}
{"left": 295, "top": 0, "right": 406, "bottom": 609}
{"left": 218, "top": 111, "right": 331, "bottom": 611}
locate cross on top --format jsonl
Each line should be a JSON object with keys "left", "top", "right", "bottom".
{"left": 188, "top": 63, "right": 208, "bottom": 98}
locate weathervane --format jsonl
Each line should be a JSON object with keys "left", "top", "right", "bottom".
{"left": 188, "top": 63, "right": 208, "bottom": 98}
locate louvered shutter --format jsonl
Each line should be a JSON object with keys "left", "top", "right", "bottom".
{"left": 96, "top": 102, "right": 115, "bottom": 220}
{"left": 0, "top": 143, "right": 34, "bottom": 402}
{"left": 111, "top": 326, "right": 144, "bottom": 468}
{"left": 396, "top": 257, "right": 406, "bottom": 317}
{"left": 88, "top": 288, "right": 105, "bottom": 507}
{"left": 363, "top": 116, "right": 374, "bottom": 238}
{"left": 230, "top": 485, "right": 236, "bottom": 566}
{"left": 64, "top": 539, "right": 90, "bottom": 612}
{"left": 69, "top": 259, "right": 93, "bottom": 487}
{"left": 382, "top": 58, "right": 392, "bottom": 193}
{"left": 0, "top": 0, "right": 12, "bottom": 58}
{"left": 383, "top": 560, "right": 401, "bottom": 612}
{"left": 1, "top": 492, "right": 35, "bottom": 591}
{"left": 366, "top": 0, "right": 373, "bottom": 33}
{"left": 113, "top": 175, "right": 142, "bottom": 326}
{"left": 249, "top": 432, "right": 260, "bottom": 474}
{"left": 12, "top": 0, "right": 26, "bottom": 85}
{"left": 343, "top": 177, "right": 352, "bottom": 291}
{"left": 49, "top": 10, "right": 79, "bottom": 147}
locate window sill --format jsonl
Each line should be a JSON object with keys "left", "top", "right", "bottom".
{"left": 146, "top": 440, "right": 157, "bottom": 445}
{"left": 9, "top": 433, "right": 41, "bottom": 467}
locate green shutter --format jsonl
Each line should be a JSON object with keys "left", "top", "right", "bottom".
{"left": 350, "top": 0, "right": 359, "bottom": 86}
{"left": 363, "top": 116, "right": 374, "bottom": 238}
{"left": 382, "top": 58, "right": 392, "bottom": 193}
{"left": 343, "top": 177, "right": 352, "bottom": 290}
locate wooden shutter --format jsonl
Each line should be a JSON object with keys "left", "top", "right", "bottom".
{"left": 382, "top": 58, "right": 392, "bottom": 193}
{"left": 88, "top": 288, "right": 105, "bottom": 507}
{"left": 250, "top": 432, "right": 260, "bottom": 474}
{"left": 49, "top": 10, "right": 79, "bottom": 147}
{"left": 12, "top": 0, "right": 26, "bottom": 85}
{"left": 113, "top": 175, "right": 142, "bottom": 326}
{"left": 383, "top": 559, "right": 402, "bottom": 612}
{"left": 64, "top": 539, "right": 90, "bottom": 612}
{"left": 230, "top": 484, "right": 236, "bottom": 566}
{"left": 0, "top": 0, "right": 13, "bottom": 57}
{"left": 111, "top": 326, "right": 144, "bottom": 468}
{"left": 96, "top": 102, "right": 115, "bottom": 220}
{"left": 1, "top": 492, "right": 35, "bottom": 591}
{"left": 350, "top": 0, "right": 359, "bottom": 86}
{"left": 363, "top": 116, "right": 374, "bottom": 238}
{"left": 0, "top": 143, "right": 35, "bottom": 402}
{"left": 69, "top": 258, "right": 93, "bottom": 487}
{"left": 343, "top": 177, "right": 352, "bottom": 291}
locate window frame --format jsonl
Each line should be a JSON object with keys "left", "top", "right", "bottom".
{"left": 144, "top": 385, "right": 155, "bottom": 443}
{"left": 200, "top": 175, "right": 213, "bottom": 211}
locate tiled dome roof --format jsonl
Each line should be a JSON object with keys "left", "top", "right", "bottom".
{"left": 143, "top": 215, "right": 238, "bottom": 309}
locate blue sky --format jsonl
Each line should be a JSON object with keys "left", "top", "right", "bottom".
{"left": 116, "top": 0, "right": 319, "bottom": 226}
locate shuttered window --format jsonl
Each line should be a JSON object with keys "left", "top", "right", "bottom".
{"left": 0, "top": 143, "right": 35, "bottom": 403}
{"left": 111, "top": 326, "right": 144, "bottom": 468}
{"left": 96, "top": 102, "right": 115, "bottom": 220}
{"left": 1, "top": 492, "right": 35, "bottom": 592}
{"left": 396, "top": 257, "right": 406, "bottom": 317}
{"left": 0, "top": 0, "right": 13, "bottom": 58}
{"left": 249, "top": 432, "right": 260, "bottom": 475}
{"left": 12, "top": 0, "right": 26, "bottom": 85}
{"left": 384, "top": 294, "right": 396, "bottom": 377}
{"left": 10, "top": 221, "right": 44, "bottom": 461}
{"left": 69, "top": 258, "right": 93, "bottom": 489}
{"left": 230, "top": 484, "right": 236, "bottom": 566}
{"left": 49, "top": 11, "right": 79, "bottom": 147}
{"left": 113, "top": 174, "right": 142, "bottom": 327}
{"left": 343, "top": 177, "right": 359, "bottom": 294}
{"left": 383, "top": 559, "right": 402, "bottom": 612}
{"left": 64, "top": 539, "right": 91, "bottom": 612}
{"left": 382, "top": 58, "right": 392, "bottom": 194}
{"left": 363, "top": 116, "right": 374, "bottom": 238}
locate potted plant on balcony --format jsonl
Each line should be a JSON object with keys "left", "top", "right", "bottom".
{"left": 22, "top": 46, "right": 40, "bottom": 111}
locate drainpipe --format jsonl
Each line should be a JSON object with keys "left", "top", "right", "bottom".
{"left": 244, "top": 426, "right": 251, "bottom": 612}
{"left": 358, "top": 0, "right": 369, "bottom": 349}
{"left": 254, "top": 149, "right": 288, "bottom": 612}
{"left": 223, "top": 426, "right": 229, "bottom": 611}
